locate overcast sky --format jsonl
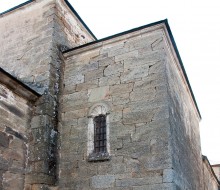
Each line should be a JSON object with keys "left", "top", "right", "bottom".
{"left": 0, "top": 0, "right": 219, "bottom": 164}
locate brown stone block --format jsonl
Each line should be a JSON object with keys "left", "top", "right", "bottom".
{"left": 98, "top": 57, "right": 115, "bottom": 67}
{"left": 24, "top": 184, "right": 32, "bottom": 190}
{"left": 62, "top": 91, "right": 88, "bottom": 103}
{"left": 115, "top": 173, "right": 162, "bottom": 187}
{"left": 110, "top": 83, "right": 133, "bottom": 95}
{"left": 76, "top": 79, "right": 98, "bottom": 92}
{"left": 2, "top": 172, "right": 24, "bottom": 190}
{"left": 99, "top": 75, "right": 120, "bottom": 86}
{"left": 61, "top": 100, "right": 89, "bottom": 112}
{"left": 84, "top": 68, "right": 103, "bottom": 82}
{"left": 133, "top": 183, "right": 176, "bottom": 190}
{"left": 25, "top": 173, "right": 55, "bottom": 185}
{"left": 88, "top": 86, "right": 110, "bottom": 102}
{"left": 63, "top": 108, "right": 87, "bottom": 120}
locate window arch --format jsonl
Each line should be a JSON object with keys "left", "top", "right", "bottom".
{"left": 87, "top": 103, "right": 110, "bottom": 161}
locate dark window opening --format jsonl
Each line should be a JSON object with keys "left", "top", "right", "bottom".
{"left": 94, "top": 114, "right": 107, "bottom": 153}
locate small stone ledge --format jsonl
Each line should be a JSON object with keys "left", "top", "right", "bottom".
{"left": 88, "top": 152, "right": 111, "bottom": 162}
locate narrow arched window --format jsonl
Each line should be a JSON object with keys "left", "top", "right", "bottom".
{"left": 88, "top": 103, "right": 111, "bottom": 161}
{"left": 94, "top": 115, "right": 107, "bottom": 153}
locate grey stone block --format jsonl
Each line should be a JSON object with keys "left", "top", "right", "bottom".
{"left": 91, "top": 175, "right": 115, "bottom": 188}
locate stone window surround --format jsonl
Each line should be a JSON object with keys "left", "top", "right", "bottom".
{"left": 87, "top": 103, "right": 111, "bottom": 161}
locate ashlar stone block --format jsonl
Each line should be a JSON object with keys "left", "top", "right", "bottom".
{"left": 91, "top": 175, "right": 115, "bottom": 189}
{"left": 88, "top": 86, "right": 110, "bottom": 102}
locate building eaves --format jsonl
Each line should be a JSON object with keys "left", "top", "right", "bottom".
{"left": 63, "top": 19, "right": 166, "bottom": 54}
{"left": 63, "top": 19, "right": 201, "bottom": 119}
{"left": 164, "top": 20, "right": 201, "bottom": 119}
{"left": 0, "top": 0, "right": 33, "bottom": 16}
{"left": 0, "top": 68, "right": 41, "bottom": 102}
{"left": 212, "top": 164, "right": 220, "bottom": 167}
{"left": 63, "top": 0, "right": 97, "bottom": 40}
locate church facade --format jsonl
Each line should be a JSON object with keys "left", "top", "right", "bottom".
{"left": 0, "top": 0, "right": 219, "bottom": 189}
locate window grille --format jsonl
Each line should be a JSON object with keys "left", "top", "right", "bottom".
{"left": 94, "top": 114, "right": 107, "bottom": 153}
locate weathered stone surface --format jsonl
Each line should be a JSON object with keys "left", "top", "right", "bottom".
{"left": 116, "top": 174, "right": 162, "bottom": 187}
{"left": 104, "top": 61, "right": 124, "bottom": 77}
{"left": 25, "top": 173, "right": 55, "bottom": 185}
{"left": 85, "top": 69, "right": 103, "bottom": 81}
{"left": 88, "top": 86, "right": 110, "bottom": 102}
{"left": 99, "top": 76, "right": 120, "bottom": 87}
{"left": 0, "top": 131, "right": 9, "bottom": 148}
{"left": 0, "top": 84, "right": 30, "bottom": 189}
{"left": 115, "top": 50, "right": 138, "bottom": 62}
{"left": 63, "top": 108, "right": 87, "bottom": 120}
{"left": 2, "top": 172, "right": 24, "bottom": 190}
{"left": 0, "top": 0, "right": 214, "bottom": 189}
{"left": 98, "top": 57, "right": 115, "bottom": 67}
{"left": 91, "top": 175, "right": 115, "bottom": 188}
{"left": 110, "top": 83, "right": 133, "bottom": 95}
{"left": 76, "top": 79, "right": 99, "bottom": 91}
{"left": 0, "top": 157, "right": 9, "bottom": 171}
{"left": 65, "top": 74, "right": 84, "bottom": 85}
{"left": 121, "top": 65, "right": 149, "bottom": 83}
{"left": 133, "top": 183, "right": 176, "bottom": 190}
{"left": 122, "top": 110, "right": 156, "bottom": 124}
{"left": 163, "top": 169, "right": 174, "bottom": 183}
{"left": 59, "top": 21, "right": 208, "bottom": 190}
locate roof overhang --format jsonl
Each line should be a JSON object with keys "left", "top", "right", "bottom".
{"left": 0, "top": 68, "right": 40, "bottom": 102}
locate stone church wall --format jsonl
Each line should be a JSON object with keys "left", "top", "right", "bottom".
{"left": 165, "top": 35, "right": 204, "bottom": 189}
{"left": 60, "top": 27, "right": 176, "bottom": 189}
{"left": 0, "top": 0, "right": 94, "bottom": 94}
{"left": 0, "top": 84, "right": 31, "bottom": 190}
{"left": 0, "top": 0, "right": 95, "bottom": 188}
{"left": 0, "top": 0, "right": 219, "bottom": 189}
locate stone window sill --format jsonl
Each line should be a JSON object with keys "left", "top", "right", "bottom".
{"left": 88, "top": 152, "right": 111, "bottom": 162}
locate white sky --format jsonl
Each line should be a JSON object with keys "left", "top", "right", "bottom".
{"left": 0, "top": 0, "right": 220, "bottom": 164}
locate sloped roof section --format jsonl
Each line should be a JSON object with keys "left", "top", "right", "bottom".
{"left": 0, "top": 0, "right": 33, "bottom": 16}
{"left": 0, "top": 68, "right": 40, "bottom": 102}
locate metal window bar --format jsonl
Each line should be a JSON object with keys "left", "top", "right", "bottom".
{"left": 94, "top": 115, "right": 107, "bottom": 153}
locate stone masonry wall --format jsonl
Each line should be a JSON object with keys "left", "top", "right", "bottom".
{"left": 0, "top": 0, "right": 93, "bottom": 93}
{"left": 60, "top": 27, "right": 176, "bottom": 189}
{"left": 0, "top": 0, "right": 94, "bottom": 189}
{"left": 0, "top": 0, "right": 54, "bottom": 93}
{"left": 203, "top": 159, "right": 219, "bottom": 190}
{"left": 0, "top": 83, "right": 31, "bottom": 190}
{"left": 165, "top": 37, "right": 204, "bottom": 189}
